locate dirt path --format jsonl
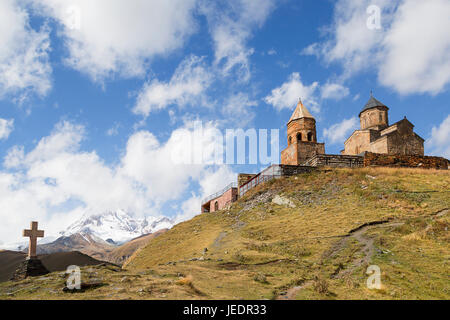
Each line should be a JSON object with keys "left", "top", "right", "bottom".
{"left": 277, "top": 281, "right": 313, "bottom": 300}
{"left": 332, "top": 221, "right": 404, "bottom": 279}
{"left": 277, "top": 220, "right": 404, "bottom": 300}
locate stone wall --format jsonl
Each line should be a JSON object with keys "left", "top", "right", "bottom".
{"left": 343, "top": 129, "right": 380, "bottom": 155}
{"left": 238, "top": 173, "right": 257, "bottom": 196}
{"left": 297, "top": 142, "right": 325, "bottom": 164}
{"left": 238, "top": 173, "right": 256, "bottom": 187}
{"left": 304, "top": 154, "right": 364, "bottom": 168}
{"left": 386, "top": 132, "right": 424, "bottom": 156}
{"left": 281, "top": 142, "right": 325, "bottom": 165}
{"left": 287, "top": 117, "right": 317, "bottom": 144}
{"left": 281, "top": 144, "right": 299, "bottom": 165}
{"left": 360, "top": 106, "right": 389, "bottom": 130}
{"left": 363, "top": 152, "right": 448, "bottom": 170}
{"left": 279, "top": 164, "right": 317, "bottom": 175}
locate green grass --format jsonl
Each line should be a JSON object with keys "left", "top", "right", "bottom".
{"left": 1, "top": 167, "right": 449, "bottom": 300}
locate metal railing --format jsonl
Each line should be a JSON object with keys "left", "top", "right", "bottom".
{"left": 239, "top": 165, "right": 282, "bottom": 197}
{"left": 201, "top": 182, "right": 238, "bottom": 205}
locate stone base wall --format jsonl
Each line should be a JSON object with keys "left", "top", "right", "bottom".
{"left": 297, "top": 142, "right": 326, "bottom": 164}
{"left": 363, "top": 152, "right": 448, "bottom": 170}
{"left": 281, "top": 142, "right": 325, "bottom": 166}
{"left": 279, "top": 164, "right": 317, "bottom": 175}
{"left": 281, "top": 144, "right": 299, "bottom": 165}
{"left": 304, "top": 154, "right": 364, "bottom": 168}
{"left": 12, "top": 259, "right": 49, "bottom": 281}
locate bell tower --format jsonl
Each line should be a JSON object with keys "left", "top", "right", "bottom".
{"left": 359, "top": 93, "right": 389, "bottom": 130}
{"left": 281, "top": 99, "right": 325, "bottom": 165}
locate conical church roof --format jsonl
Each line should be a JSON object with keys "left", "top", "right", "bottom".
{"left": 360, "top": 94, "right": 388, "bottom": 116}
{"left": 289, "top": 100, "right": 314, "bottom": 123}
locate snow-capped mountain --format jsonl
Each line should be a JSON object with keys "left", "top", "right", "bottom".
{"left": 60, "top": 209, "right": 173, "bottom": 244}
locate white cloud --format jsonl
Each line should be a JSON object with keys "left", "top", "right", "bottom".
{"left": 221, "top": 93, "right": 258, "bottom": 126}
{"left": 133, "top": 56, "right": 213, "bottom": 117}
{"left": 202, "top": 0, "right": 276, "bottom": 81}
{"left": 31, "top": 0, "right": 198, "bottom": 82}
{"left": 320, "top": 83, "right": 350, "bottom": 100}
{"left": 379, "top": 0, "right": 450, "bottom": 94}
{"left": 177, "top": 165, "right": 236, "bottom": 222}
{"left": 0, "top": 119, "right": 14, "bottom": 140}
{"left": 0, "top": 0, "right": 51, "bottom": 100}
{"left": 323, "top": 117, "right": 359, "bottom": 145}
{"left": 0, "top": 120, "right": 235, "bottom": 245}
{"left": 305, "top": 0, "right": 450, "bottom": 95}
{"left": 426, "top": 115, "right": 450, "bottom": 158}
{"left": 264, "top": 72, "right": 320, "bottom": 112}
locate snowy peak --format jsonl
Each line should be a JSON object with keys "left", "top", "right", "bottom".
{"left": 61, "top": 210, "right": 173, "bottom": 244}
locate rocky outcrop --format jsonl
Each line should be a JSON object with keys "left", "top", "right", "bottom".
{"left": 11, "top": 259, "right": 49, "bottom": 281}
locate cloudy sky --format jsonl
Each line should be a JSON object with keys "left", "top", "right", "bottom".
{"left": 0, "top": 0, "right": 449, "bottom": 246}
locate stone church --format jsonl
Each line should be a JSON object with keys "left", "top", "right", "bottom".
{"left": 341, "top": 95, "right": 424, "bottom": 156}
{"left": 281, "top": 94, "right": 425, "bottom": 166}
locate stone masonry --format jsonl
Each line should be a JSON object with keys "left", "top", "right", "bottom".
{"left": 364, "top": 152, "right": 449, "bottom": 170}
{"left": 342, "top": 95, "right": 424, "bottom": 156}
{"left": 281, "top": 100, "right": 325, "bottom": 165}
{"left": 304, "top": 154, "right": 364, "bottom": 168}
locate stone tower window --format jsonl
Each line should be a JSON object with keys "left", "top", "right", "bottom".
{"left": 289, "top": 136, "right": 292, "bottom": 145}
{"left": 296, "top": 133, "right": 302, "bottom": 142}
{"left": 307, "top": 132, "right": 313, "bottom": 142}
{"left": 379, "top": 113, "right": 383, "bottom": 122}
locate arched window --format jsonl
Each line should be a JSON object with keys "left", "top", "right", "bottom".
{"left": 307, "top": 132, "right": 313, "bottom": 142}
{"left": 379, "top": 113, "right": 383, "bottom": 122}
{"left": 214, "top": 201, "right": 219, "bottom": 211}
{"left": 288, "top": 136, "right": 292, "bottom": 145}
{"left": 296, "top": 132, "right": 302, "bottom": 142}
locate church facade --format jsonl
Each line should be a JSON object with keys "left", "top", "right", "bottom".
{"left": 281, "top": 95, "right": 425, "bottom": 166}
{"left": 341, "top": 95, "right": 424, "bottom": 156}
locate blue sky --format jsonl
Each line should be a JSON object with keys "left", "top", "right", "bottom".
{"left": 0, "top": 0, "right": 449, "bottom": 245}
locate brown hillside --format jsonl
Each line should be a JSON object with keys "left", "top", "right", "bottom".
{"left": 106, "top": 229, "right": 167, "bottom": 265}
{"left": 0, "top": 250, "right": 107, "bottom": 283}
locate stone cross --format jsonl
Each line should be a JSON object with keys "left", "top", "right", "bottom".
{"left": 23, "top": 221, "right": 44, "bottom": 260}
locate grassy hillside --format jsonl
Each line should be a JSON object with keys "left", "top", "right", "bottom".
{"left": 106, "top": 229, "right": 167, "bottom": 265}
{"left": 1, "top": 167, "right": 448, "bottom": 300}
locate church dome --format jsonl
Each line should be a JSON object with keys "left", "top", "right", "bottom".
{"left": 359, "top": 95, "right": 388, "bottom": 117}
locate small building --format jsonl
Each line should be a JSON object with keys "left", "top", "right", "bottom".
{"left": 342, "top": 95, "right": 424, "bottom": 156}
{"left": 201, "top": 183, "right": 238, "bottom": 213}
{"left": 281, "top": 100, "right": 325, "bottom": 165}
